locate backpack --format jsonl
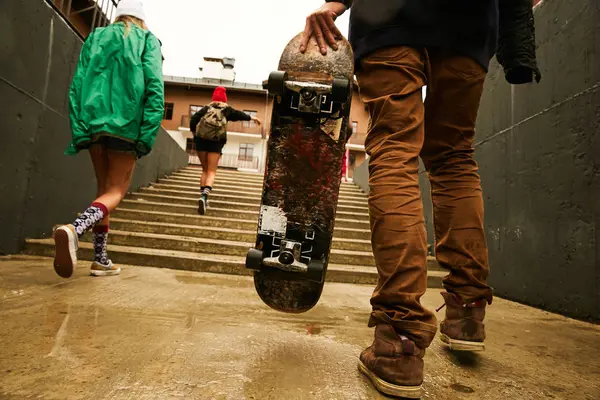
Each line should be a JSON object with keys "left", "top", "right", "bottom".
{"left": 196, "top": 102, "right": 228, "bottom": 141}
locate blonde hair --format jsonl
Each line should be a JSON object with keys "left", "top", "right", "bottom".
{"left": 114, "top": 15, "right": 147, "bottom": 36}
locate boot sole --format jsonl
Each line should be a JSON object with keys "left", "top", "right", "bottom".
{"left": 53, "top": 227, "right": 76, "bottom": 278}
{"left": 440, "top": 333, "right": 485, "bottom": 351}
{"left": 358, "top": 360, "right": 422, "bottom": 398}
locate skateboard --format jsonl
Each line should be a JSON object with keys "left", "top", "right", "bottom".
{"left": 245, "top": 32, "right": 354, "bottom": 313}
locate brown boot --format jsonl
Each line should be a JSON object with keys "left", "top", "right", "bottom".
{"left": 439, "top": 291, "right": 487, "bottom": 351}
{"left": 358, "top": 324, "right": 425, "bottom": 399}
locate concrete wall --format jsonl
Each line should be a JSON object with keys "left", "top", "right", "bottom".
{"left": 0, "top": 0, "right": 188, "bottom": 255}
{"left": 472, "top": 0, "right": 600, "bottom": 321}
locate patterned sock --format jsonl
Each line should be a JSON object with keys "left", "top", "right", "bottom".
{"left": 72, "top": 202, "right": 108, "bottom": 237}
{"left": 92, "top": 225, "right": 109, "bottom": 265}
{"left": 201, "top": 186, "right": 212, "bottom": 197}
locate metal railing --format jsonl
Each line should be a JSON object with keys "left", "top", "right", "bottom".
{"left": 188, "top": 153, "right": 260, "bottom": 171}
{"left": 49, "top": 0, "right": 120, "bottom": 38}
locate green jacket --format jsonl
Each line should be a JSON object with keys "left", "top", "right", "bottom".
{"left": 66, "top": 22, "right": 164, "bottom": 157}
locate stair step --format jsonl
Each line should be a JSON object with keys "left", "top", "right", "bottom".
{"left": 79, "top": 229, "right": 376, "bottom": 267}
{"left": 182, "top": 167, "right": 262, "bottom": 179}
{"left": 109, "top": 218, "right": 373, "bottom": 252}
{"left": 119, "top": 199, "right": 371, "bottom": 228}
{"left": 128, "top": 192, "right": 370, "bottom": 215}
{"left": 151, "top": 182, "right": 368, "bottom": 204}
{"left": 141, "top": 187, "right": 370, "bottom": 212}
{"left": 111, "top": 209, "right": 372, "bottom": 240}
{"left": 145, "top": 184, "right": 368, "bottom": 206}
{"left": 141, "top": 187, "right": 260, "bottom": 204}
{"left": 164, "top": 175, "right": 365, "bottom": 195}
{"left": 177, "top": 169, "right": 362, "bottom": 190}
{"left": 113, "top": 208, "right": 257, "bottom": 230}
{"left": 23, "top": 240, "right": 444, "bottom": 287}
{"left": 128, "top": 193, "right": 258, "bottom": 211}
{"left": 169, "top": 173, "right": 264, "bottom": 188}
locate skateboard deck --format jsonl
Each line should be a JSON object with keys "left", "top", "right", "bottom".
{"left": 246, "top": 32, "right": 354, "bottom": 313}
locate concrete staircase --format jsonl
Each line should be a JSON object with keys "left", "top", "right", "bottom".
{"left": 24, "top": 166, "right": 444, "bottom": 286}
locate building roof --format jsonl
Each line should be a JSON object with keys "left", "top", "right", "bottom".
{"left": 163, "top": 75, "right": 266, "bottom": 94}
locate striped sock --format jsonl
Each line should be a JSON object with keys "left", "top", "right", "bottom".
{"left": 201, "top": 186, "right": 212, "bottom": 197}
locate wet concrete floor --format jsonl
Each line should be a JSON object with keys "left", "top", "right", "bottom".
{"left": 0, "top": 255, "right": 599, "bottom": 400}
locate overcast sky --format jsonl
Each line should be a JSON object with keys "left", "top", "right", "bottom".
{"left": 141, "top": 0, "right": 350, "bottom": 84}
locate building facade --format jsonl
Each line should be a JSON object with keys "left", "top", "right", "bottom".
{"left": 162, "top": 57, "right": 370, "bottom": 176}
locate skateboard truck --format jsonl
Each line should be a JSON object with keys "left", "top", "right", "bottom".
{"left": 246, "top": 240, "right": 325, "bottom": 283}
{"left": 268, "top": 71, "right": 350, "bottom": 114}
{"left": 264, "top": 240, "right": 307, "bottom": 273}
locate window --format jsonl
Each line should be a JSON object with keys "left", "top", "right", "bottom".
{"left": 243, "top": 110, "right": 258, "bottom": 128}
{"left": 352, "top": 121, "right": 358, "bottom": 134}
{"left": 164, "top": 103, "right": 174, "bottom": 120}
{"left": 239, "top": 143, "right": 254, "bottom": 161}
{"left": 189, "top": 105, "right": 204, "bottom": 116}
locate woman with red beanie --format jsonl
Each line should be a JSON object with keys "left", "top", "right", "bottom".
{"left": 190, "top": 86, "right": 261, "bottom": 214}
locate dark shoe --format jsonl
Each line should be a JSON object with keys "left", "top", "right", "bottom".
{"left": 198, "top": 196, "right": 207, "bottom": 215}
{"left": 439, "top": 291, "right": 487, "bottom": 351}
{"left": 358, "top": 325, "right": 424, "bottom": 399}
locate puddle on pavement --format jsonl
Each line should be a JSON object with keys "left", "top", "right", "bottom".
{"left": 442, "top": 347, "right": 482, "bottom": 370}
{"left": 175, "top": 274, "right": 252, "bottom": 288}
{"left": 305, "top": 324, "right": 322, "bottom": 335}
{"left": 451, "top": 382, "right": 475, "bottom": 393}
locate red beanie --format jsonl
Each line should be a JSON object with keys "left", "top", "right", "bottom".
{"left": 212, "top": 86, "right": 228, "bottom": 103}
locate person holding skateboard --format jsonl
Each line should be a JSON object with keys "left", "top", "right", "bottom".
{"left": 53, "top": 0, "right": 164, "bottom": 279}
{"left": 300, "top": 0, "right": 540, "bottom": 397}
{"left": 190, "top": 86, "right": 262, "bottom": 215}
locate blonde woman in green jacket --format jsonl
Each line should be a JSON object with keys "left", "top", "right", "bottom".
{"left": 53, "top": 0, "right": 164, "bottom": 279}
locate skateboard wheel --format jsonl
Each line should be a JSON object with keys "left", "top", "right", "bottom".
{"left": 307, "top": 260, "right": 325, "bottom": 283}
{"left": 331, "top": 77, "right": 350, "bottom": 103}
{"left": 268, "top": 71, "right": 288, "bottom": 96}
{"left": 246, "top": 248, "right": 264, "bottom": 270}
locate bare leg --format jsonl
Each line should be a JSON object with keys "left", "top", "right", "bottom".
{"left": 93, "top": 151, "right": 136, "bottom": 212}
{"left": 89, "top": 145, "right": 110, "bottom": 226}
{"left": 204, "top": 152, "right": 221, "bottom": 188}
{"left": 54, "top": 149, "right": 135, "bottom": 278}
{"left": 197, "top": 151, "right": 208, "bottom": 187}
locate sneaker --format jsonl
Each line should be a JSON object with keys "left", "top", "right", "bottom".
{"left": 90, "top": 260, "right": 121, "bottom": 276}
{"left": 358, "top": 325, "right": 424, "bottom": 399}
{"left": 53, "top": 225, "right": 78, "bottom": 278}
{"left": 438, "top": 291, "right": 487, "bottom": 351}
{"left": 198, "top": 196, "right": 207, "bottom": 215}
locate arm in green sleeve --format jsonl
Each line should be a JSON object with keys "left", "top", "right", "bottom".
{"left": 138, "top": 33, "right": 165, "bottom": 156}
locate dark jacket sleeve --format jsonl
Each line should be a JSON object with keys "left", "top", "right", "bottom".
{"left": 224, "top": 106, "right": 252, "bottom": 122}
{"left": 325, "top": 0, "right": 352, "bottom": 7}
{"left": 190, "top": 107, "right": 208, "bottom": 134}
{"left": 496, "top": 0, "right": 541, "bottom": 84}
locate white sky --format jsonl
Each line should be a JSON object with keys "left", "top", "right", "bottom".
{"left": 142, "top": 0, "right": 350, "bottom": 84}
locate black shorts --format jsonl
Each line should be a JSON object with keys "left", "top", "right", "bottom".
{"left": 194, "top": 136, "right": 226, "bottom": 154}
{"left": 79, "top": 134, "right": 138, "bottom": 156}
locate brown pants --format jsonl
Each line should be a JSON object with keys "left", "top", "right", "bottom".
{"left": 356, "top": 47, "right": 494, "bottom": 349}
